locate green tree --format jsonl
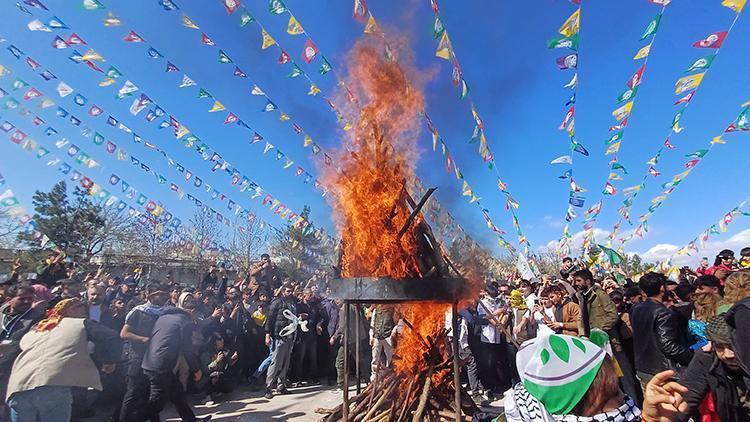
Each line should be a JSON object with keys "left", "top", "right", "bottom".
{"left": 19, "top": 181, "right": 108, "bottom": 259}
{"left": 271, "top": 206, "right": 333, "bottom": 282}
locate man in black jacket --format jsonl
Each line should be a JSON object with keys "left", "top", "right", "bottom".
{"left": 678, "top": 315, "right": 749, "bottom": 422}
{"left": 141, "top": 293, "right": 210, "bottom": 422}
{"left": 263, "top": 284, "right": 298, "bottom": 399}
{"left": 631, "top": 272, "right": 693, "bottom": 389}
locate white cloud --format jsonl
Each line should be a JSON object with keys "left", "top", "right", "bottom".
{"left": 541, "top": 228, "right": 612, "bottom": 254}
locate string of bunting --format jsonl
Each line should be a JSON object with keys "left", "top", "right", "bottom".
{"left": 2, "top": 110, "right": 289, "bottom": 258}
{"left": 20, "top": 4, "right": 332, "bottom": 202}
{"left": 420, "top": 0, "right": 532, "bottom": 255}
{"left": 0, "top": 47, "right": 319, "bottom": 237}
{"left": 4, "top": 27, "right": 326, "bottom": 235}
{"left": 615, "top": 100, "right": 749, "bottom": 245}
{"left": 0, "top": 74, "right": 285, "bottom": 244}
{"left": 78, "top": 0, "right": 340, "bottom": 194}
{"left": 612, "top": 1, "right": 746, "bottom": 248}
{"left": 547, "top": 1, "right": 584, "bottom": 256}
{"left": 559, "top": 0, "right": 671, "bottom": 256}
{"left": 0, "top": 171, "right": 57, "bottom": 249}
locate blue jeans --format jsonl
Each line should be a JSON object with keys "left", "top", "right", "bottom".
{"left": 253, "top": 340, "right": 274, "bottom": 378}
{"left": 8, "top": 386, "right": 72, "bottom": 422}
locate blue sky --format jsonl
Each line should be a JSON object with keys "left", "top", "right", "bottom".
{"left": 0, "top": 0, "right": 748, "bottom": 263}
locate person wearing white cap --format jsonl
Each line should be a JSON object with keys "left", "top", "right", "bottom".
{"left": 502, "top": 333, "right": 640, "bottom": 421}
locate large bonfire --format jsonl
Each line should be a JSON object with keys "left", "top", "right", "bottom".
{"left": 319, "top": 40, "right": 478, "bottom": 421}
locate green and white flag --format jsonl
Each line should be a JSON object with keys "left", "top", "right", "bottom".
{"left": 547, "top": 34, "right": 579, "bottom": 50}
{"left": 641, "top": 13, "right": 662, "bottom": 40}
{"left": 616, "top": 86, "right": 638, "bottom": 104}
{"left": 685, "top": 55, "right": 715, "bottom": 72}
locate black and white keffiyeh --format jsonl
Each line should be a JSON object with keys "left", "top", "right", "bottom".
{"left": 502, "top": 383, "right": 641, "bottom": 422}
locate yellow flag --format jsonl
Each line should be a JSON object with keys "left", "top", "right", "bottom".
{"left": 435, "top": 31, "right": 451, "bottom": 60}
{"left": 0, "top": 65, "right": 9, "bottom": 77}
{"left": 461, "top": 181, "right": 472, "bottom": 197}
{"left": 605, "top": 142, "right": 621, "bottom": 155}
{"left": 261, "top": 29, "right": 276, "bottom": 50}
{"left": 303, "top": 135, "right": 312, "bottom": 147}
{"left": 82, "top": 49, "right": 104, "bottom": 61}
{"left": 722, "top": 0, "right": 746, "bottom": 12}
{"left": 711, "top": 136, "right": 726, "bottom": 144}
{"left": 287, "top": 16, "right": 304, "bottom": 35}
{"left": 364, "top": 14, "right": 380, "bottom": 34}
{"left": 672, "top": 120, "right": 683, "bottom": 133}
{"left": 208, "top": 101, "right": 225, "bottom": 112}
{"left": 612, "top": 101, "right": 633, "bottom": 121}
{"left": 99, "top": 77, "right": 116, "bottom": 87}
{"left": 182, "top": 14, "right": 199, "bottom": 29}
{"left": 279, "top": 112, "right": 290, "bottom": 121}
{"left": 608, "top": 173, "right": 623, "bottom": 181}
{"left": 307, "top": 83, "right": 320, "bottom": 96}
{"left": 675, "top": 73, "right": 705, "bottom": 95}
{"left": 343, "top": 123, "right": 352, "bottom": 131}
{"left": 633, "top": 44, "right": 651, "bottom": 60}
{"left": 559, "top": 9, "right": 580, "bottom": 37}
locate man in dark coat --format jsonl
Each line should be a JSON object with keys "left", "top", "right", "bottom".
{"left": 678, "top": 315, "right": 750, "bottom": 422}
{"left": 0, "top": 285, "right": 44, "bottom": 402}
{"left": 263, "top": 284, "right": 298, "bottom": 399}
{"left": 141, "top": 293, "right": 210, "bottom": 422}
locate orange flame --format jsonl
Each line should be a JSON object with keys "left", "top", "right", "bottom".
{"left": 323, "top": 40, "right": 449, "bottom": 376}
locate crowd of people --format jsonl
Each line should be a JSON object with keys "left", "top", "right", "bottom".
{"left": 0, "top": 247, "right": 748, "bottom": 421}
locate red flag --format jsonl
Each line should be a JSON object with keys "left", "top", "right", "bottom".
{"left": 627, "top": 64, "right": 645, "bottom": 89}
{"left": 693, "top": 31, "right": 728, "bottom": 48}
{"left": 66, "top": 33, "right": 86, "bottom": 45}
{"left": 451, "top": 59, "right": 461, "bottom": 86}
{"left": 353, "top": 0, "right": 368, "bottom": 22}
{"left": 664, "top": 138, "right": 674, "bottom": 149}
{"left": 648, "top": 166, "right": 660, "bottom": 177}
{"left": 222, "top": 0, "right": 240, "bottom": 14}
{"left": 88, "top": 105, "right": 103, "bottom": 117}
{"left": 673, "top": 91, "right": 694, "bottom": 105}
{"left": 123, "top": 31, "right": 144, "bottom": 43}
{"left": 430, "top": 0, "right": 439, "bottom": 13}
{"left": 84, "top": 60, "right": 103, "bottom": 72}
{"left": 23, "top": 88, "right": 42, "bottom": 100}
{"left": 278, "top": 50, "right": 290, "bottom": 64}
{"left": 201, "top": 33, "right": 215, "bottom": 46}
{"left": 224, "top": 112, "right": 238, "bottom": 125}
{"left": 685, "top": 159, "right": 700, "bottom": 168}
{"left": 609, "top": 117, "right": 628, "bottom": 131}
{"left": 301, "top": 39, "right": 318, "bottom": 63}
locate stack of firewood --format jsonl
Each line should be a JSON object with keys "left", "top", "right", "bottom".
{"left": 316, "top": 326, "right": 477, "bottom": 421}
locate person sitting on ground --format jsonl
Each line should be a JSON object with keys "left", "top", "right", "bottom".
{"left": 200, "top": 332, "right": 239, "bottom": 404}
{"left": 502, "top": 333, "right": 640, "bottom": 421}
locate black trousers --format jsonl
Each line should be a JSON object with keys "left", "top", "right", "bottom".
{"left": 143, "top": 370, "right": 196, "bottom": 422}
{"left": 119, "top": 365, "right": 160, "bottom": 422}
{"left": 292, "top": 334, "right": 318, "bottom": 382}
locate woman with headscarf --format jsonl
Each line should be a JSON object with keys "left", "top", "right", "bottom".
{"left": 501, "top": 333, "right": 641, "bottom": 422}
{"left": 5, "top": 298, "right": 121, "bottom": 422}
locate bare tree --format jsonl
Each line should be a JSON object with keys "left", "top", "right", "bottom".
{"left": 187, "top": 207, "right": 223, "bottom": 267}
{"left": 227, "top": 215, "right": 268, "bottom": 271}
{"left": 0, "top": 209, "right": 22, "bottom": 249}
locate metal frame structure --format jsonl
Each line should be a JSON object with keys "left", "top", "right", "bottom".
{"left": 330, "top": 277, "right": 465, "bottom": 422}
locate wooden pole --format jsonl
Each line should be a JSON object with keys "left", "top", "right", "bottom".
{"left": 343, "top": 301, "right": 350, "bottom": 422}
{"left": 452, "top": 302, "right": 461, "bottom": 422}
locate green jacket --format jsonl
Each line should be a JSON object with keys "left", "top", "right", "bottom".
{"left": 576, "top": 285, "right": 620, "bottom": 349}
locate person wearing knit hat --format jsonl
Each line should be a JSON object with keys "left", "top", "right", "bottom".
{"left": 503, "top": 333, "right": 640, "bottom": 421}
{"left": 676, "top": 314, "right": 750, "bottom": 422}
